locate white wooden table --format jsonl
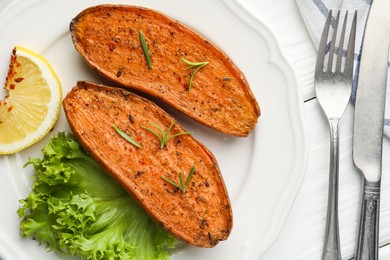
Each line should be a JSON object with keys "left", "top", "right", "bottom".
{"left": 1, "top": 0, "right": 389, "bottom": 259}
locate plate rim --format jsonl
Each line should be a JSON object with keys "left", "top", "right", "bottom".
{"left": 221, "top": 0, "right": 309, "bottom": 257}
{"left": 0, "top": 0, "right": 309, "bottom": 259}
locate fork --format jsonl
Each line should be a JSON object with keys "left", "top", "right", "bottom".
{"left": 315, "top": 10, "right": 357, "bottom": 260}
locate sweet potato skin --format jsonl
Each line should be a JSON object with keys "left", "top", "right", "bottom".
{"left": 70, "top": 5, "right": 260, "bottom": 137}
{"left": 63, "top": 81, "right": 233, "bottom": 248}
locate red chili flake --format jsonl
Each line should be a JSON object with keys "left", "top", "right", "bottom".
{"left": 9, "top": 84, "right": 15, "bottom": 90}
{"left": 108, "top": 40, "right": 116, "bottom": 51}
{"left": 8, "top": 106, "right": 13, "bottom": 112}
{"left": 15, "top": 77, "right": 24, "bottom": 82}
{"left": 10, "top": 54, "right": 16, "bottom": 64}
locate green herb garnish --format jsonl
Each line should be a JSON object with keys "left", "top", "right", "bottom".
{"left": 181, "top": 58, "right": 208, "bottom": 92}
{"left": 141, "top": 121, "right": 193, "bottom": 149}
{"left": 139, "top": 30, "right": 152, "bottom": 69}
{"left": 161, "top": 166, "right": 195, "bottom": 193}
{"left": 112, "top": 125, "right": 142, "bottom": 148}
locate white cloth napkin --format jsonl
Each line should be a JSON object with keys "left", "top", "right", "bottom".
{"left": 296, "top": 0, "right": 390, "bottom": 138}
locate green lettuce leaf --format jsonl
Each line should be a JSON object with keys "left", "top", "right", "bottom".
{"left": 18, "top": 132, "right": 176, "bottom": 259}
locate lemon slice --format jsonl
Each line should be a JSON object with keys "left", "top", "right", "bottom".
{"left": 0, "top": 46, "right": 62, "bottom": 154}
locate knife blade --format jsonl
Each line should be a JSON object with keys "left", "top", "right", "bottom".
{"left": 352, "top": 0, "right": 390, "bottom": 259}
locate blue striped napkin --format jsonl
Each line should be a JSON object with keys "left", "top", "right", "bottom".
{"left": 296, "top": 0, "right": 390, "bottom": 138}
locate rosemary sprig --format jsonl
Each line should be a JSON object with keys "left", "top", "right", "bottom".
{"left": 181, "top": 57, "right": 208, "bottom": 92}
{"left": 112, "top": 125, "right": 142, "bottom": 148}
{"left": 139, "top": 30, "right": 152, "bottom": 69}
{"left": 141, "top": 121, "right": 193, "bottom": 149}
{"left": 161, "top": 166, "right": 195, "bottom": 193}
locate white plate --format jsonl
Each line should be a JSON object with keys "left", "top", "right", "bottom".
{"left": 0, "top": 0, "right": 308, "bottom": 259}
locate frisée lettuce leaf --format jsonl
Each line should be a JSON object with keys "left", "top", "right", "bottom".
{"left": 18, "top": 132, "right": 176, "bottom": 259}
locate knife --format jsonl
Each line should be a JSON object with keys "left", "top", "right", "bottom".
{"left": 352, "top": 0, "right": 390, "bottom": 259}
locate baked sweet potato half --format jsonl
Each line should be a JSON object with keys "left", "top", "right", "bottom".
{"left": 63, "top": 81, "right": 233, "bottom": 248}
{"left": 70, "top": 5, "right": 260, "bottom": 137}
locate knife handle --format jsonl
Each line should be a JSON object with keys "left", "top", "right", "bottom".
{"left": 355, "top": 180, "right": 380, "bottom": 260}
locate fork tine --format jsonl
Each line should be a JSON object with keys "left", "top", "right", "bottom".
{"left": 327, "top": 10, "right": 340, "bottom": 72}
{"left": 335, "top": 12, "right": 348, "bottom": 73}
{"left": 345, "top": 11, "right": 357, "bottom": 76}
{"left": 315, "top": 10, "right": 332, "bottom": 76}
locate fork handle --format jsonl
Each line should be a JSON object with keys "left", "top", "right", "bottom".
{"left": 322, "top": 118, "right": 342, "bottom": 260}
{"left": 355, "top": 180, "right": 380, "bottom": 260}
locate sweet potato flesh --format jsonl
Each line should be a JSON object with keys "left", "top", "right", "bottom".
{"left": 70, "top": 5, "right": 260, "bottom": 136}
{"left": 63, "top": 81, "right": 233, "bottom": 248}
